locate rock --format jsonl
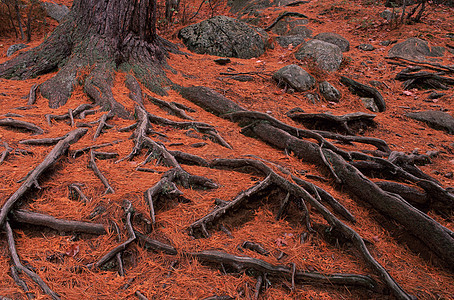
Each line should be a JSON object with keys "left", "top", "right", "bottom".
{"left": 272, "top": 17, "right": 310, "bottom": 36}
{"left": 358, "top": 44, "right": 375, "bottom": 51}
{"left": 6, "top": 44, "right": 28, "bottom": 57}
{"left": 380, "top": 9, "right": 396, "bottom": 21}
{"left": 295, "top": 39, "right": 343, "bottom": 72}
{"left": 230, "top": 75, "right": 254, "bottom": 82}
{"left": 230, "top": 0, "right": 292, "bottom": 15}
{"left": 305, "top": 93, "right": 320, "bottom": 104}
{"left": 40, "top": 1, "right": 70, "bottom": 22}
{"left": 286, "top": 26, "right": 312, "bottom": 38}
{"left": 214, "top": 58, "right": 231, "bottom": 65}
{"left": 314, "top": 32, "right": 350, "bottom": 52}
{"left": 369, "top": 80, "right": 384, "bottom": 88}
{"left": 178, "top": 16, "right": 269, "bottom": 59}
{"left": 361, "top": 98, "right": 379, "bottom": 112}
{"left": 272, "top": 64, "right": 315, "bottom": 92}
{"left": 380, "top": 40, "right": 397, "bottom": 46}
{"left": 406, "top": 110, "right": 454, "bottom": 134}
{"left": 319, "top": 81, "right": 341, "bottom": 102}
{"left": 276, "top": 35, "right": 306, "bottom": 47}
{"left": 428, "top": 92, "right": 445, "bottom": 99}
{"left": 388, "top": 38, "right": 445, "bottom": 61}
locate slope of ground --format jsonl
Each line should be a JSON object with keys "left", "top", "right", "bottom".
{"left": 0, "top": 0, "right": 453, "bottom": 299}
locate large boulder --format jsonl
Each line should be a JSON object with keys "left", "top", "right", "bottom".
{"left": 295, "top": 39, "right": 343, "bottom": 72}
{"left": 388, "top": 38, "right": 445, "bottom": 61}
{"left": 40, "top": 1, "right": 70, "bottom": 22}
{"left": 272, "top": 64, "right": 315, "bottom": 92}
{"left": 406, "top": 110, "right": 454, "bottom": 134}
{"left": 314, "top": 32, "right": 350, "bottom": 52}
{"left": 178, "top": 16, "right": 269, "bottom": 59}
{"left": 271, "top": 17, "right": 311, "bottom": 37}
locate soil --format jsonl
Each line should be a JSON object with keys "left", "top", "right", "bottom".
{"left": 0, "top": 0, "right": 453, "bottom": 299}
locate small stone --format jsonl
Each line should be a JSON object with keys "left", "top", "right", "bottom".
{"left": 306, "top": 93, "right": 320, "bottom": 104}
{"left": 214, "top": 58, "right": 231, "bottom": 65}
{"left": 319, "top": 81, "right": 341, "bottom": 102}
{"left": 380, "top": 40, "right": 397, "bottom": 46}
{"left": 6, "top": 43, "right": 28, "bottom": 57}
{"left": 428, "top": 92, "right": 445, "bottom": 99}
{"left": 361, "top": 97, "right": 379, "bottom": 112}
{"left": 230, "top": 75, "right": 254, "bottom": 82}
{"left": 444, "top": 172, "right": 453, "bottom": 179}
{"left": 358, "top": 44, "right": 375, "bottom": 51}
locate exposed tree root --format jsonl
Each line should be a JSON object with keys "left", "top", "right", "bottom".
{"left": 45, "top": 104, "right": 94, "bottom": 126}
{"left": 339, "top": 76, "right": 386, "bottom": 112}
{"left": 72, "top": 140, "right": 123, "bottom": 158}
{"left": 0, "top": 128, "right": 88, "bottom": 227}
{"left": 241, "top": 241, "right": 270, "bottom": 256}
{"left": 264, "top": 11, "right": 309, "bottom": 32}
{"left": 286, "top": 112, "right": 377, "bottom": 135}
{"left": 93, "top": 112, "right": 114, "bottom": 141}
{"left": 27, "top": 84, "right": 39, "bottom": 106}
{"left": 88, "top": 203, "right": 135, "bottom": 269}
{"left": 10, "top": 209, "right": 106, "bottom": 235}
{"left": 0, "top": 118, "right": 44, "bottom": 135}
{"left": 88, "top": 150, "right": 115, "bottom": 194}
{"left": 9, "top": 265, "right": 34, "bottom": 299}
{"left": 5, "top": 221, "right": 60, "bottom": 300}
{"left": 68, "top": 183, "right": 90, "bottom": 203}
{"left": 189, "top": 250, "right": 376, "bottom": 289}
{"left": 188, "top": 175, "right": 273, "bottom": 237}
{"left": 146, "top": 95, "right": 195, "bottom": 120}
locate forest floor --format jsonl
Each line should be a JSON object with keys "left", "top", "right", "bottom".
{"left": 0, "top": 0, "right": 453, "bottom": 299}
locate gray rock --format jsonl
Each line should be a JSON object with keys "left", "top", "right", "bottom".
{"left": 358, "top": 44, "right": 375, "bottom": 51}
{"left": 276, "top": 35, "right": 306, "bottom": 47}
{"left": 286, "top": 26, "right": 312, "bottom": 38}
{"left": 305, "top": 93, "right": 320, "bottom": 104}
{"left": 178, "top": 16, "right": 269, "bottom": 59}
{"left": 230, "top": 0, "right": 292, "bottom": 15}
{"left": 406, "top": 110, "right": 454, "bottom": 134}
{"left": 6, "top": 43, "right": 28, "bottom": 57}
{"left": 295, "top": 39, "right": 343, "bottom": 72}
{"left": 319, "top": 81, "right": 341, "bottom": 102}
{"left": 388, "top": 38, "right": 445, "bottom": 61}
{"left": 272, "top": 17, "right": 310, "bottom": 36}
{"left": 272, "top": 64, "right": 315, "bottom": 92}
{"left": 40, "top": 1, "right": 70, "bottom": 22}
{"left": 380, "top": 40, "right": 397, "bottom": 46}
{"left": 314, "top": 32, "right": 350, "bottom": 52}
{"left": 380, "top": 9, "right": 397, "bottom": 21}
{"left": 361, "top": 98, "right": 379, "bottom": 112}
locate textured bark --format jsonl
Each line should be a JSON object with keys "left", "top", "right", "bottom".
{"left": 0, "top": 0, "right": 169, "bottom": 117}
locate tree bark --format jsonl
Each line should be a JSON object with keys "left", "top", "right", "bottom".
{"left": 0, "top": 0, "right": 169, "bottom": 117}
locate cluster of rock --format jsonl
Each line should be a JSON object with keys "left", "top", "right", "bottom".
{"left": 177, "top": 1, "right": 452, "bottom": 127}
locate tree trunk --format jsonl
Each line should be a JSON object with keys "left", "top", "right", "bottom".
{"left": 0, "top": 0, "right": 170, "bottom": 118}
